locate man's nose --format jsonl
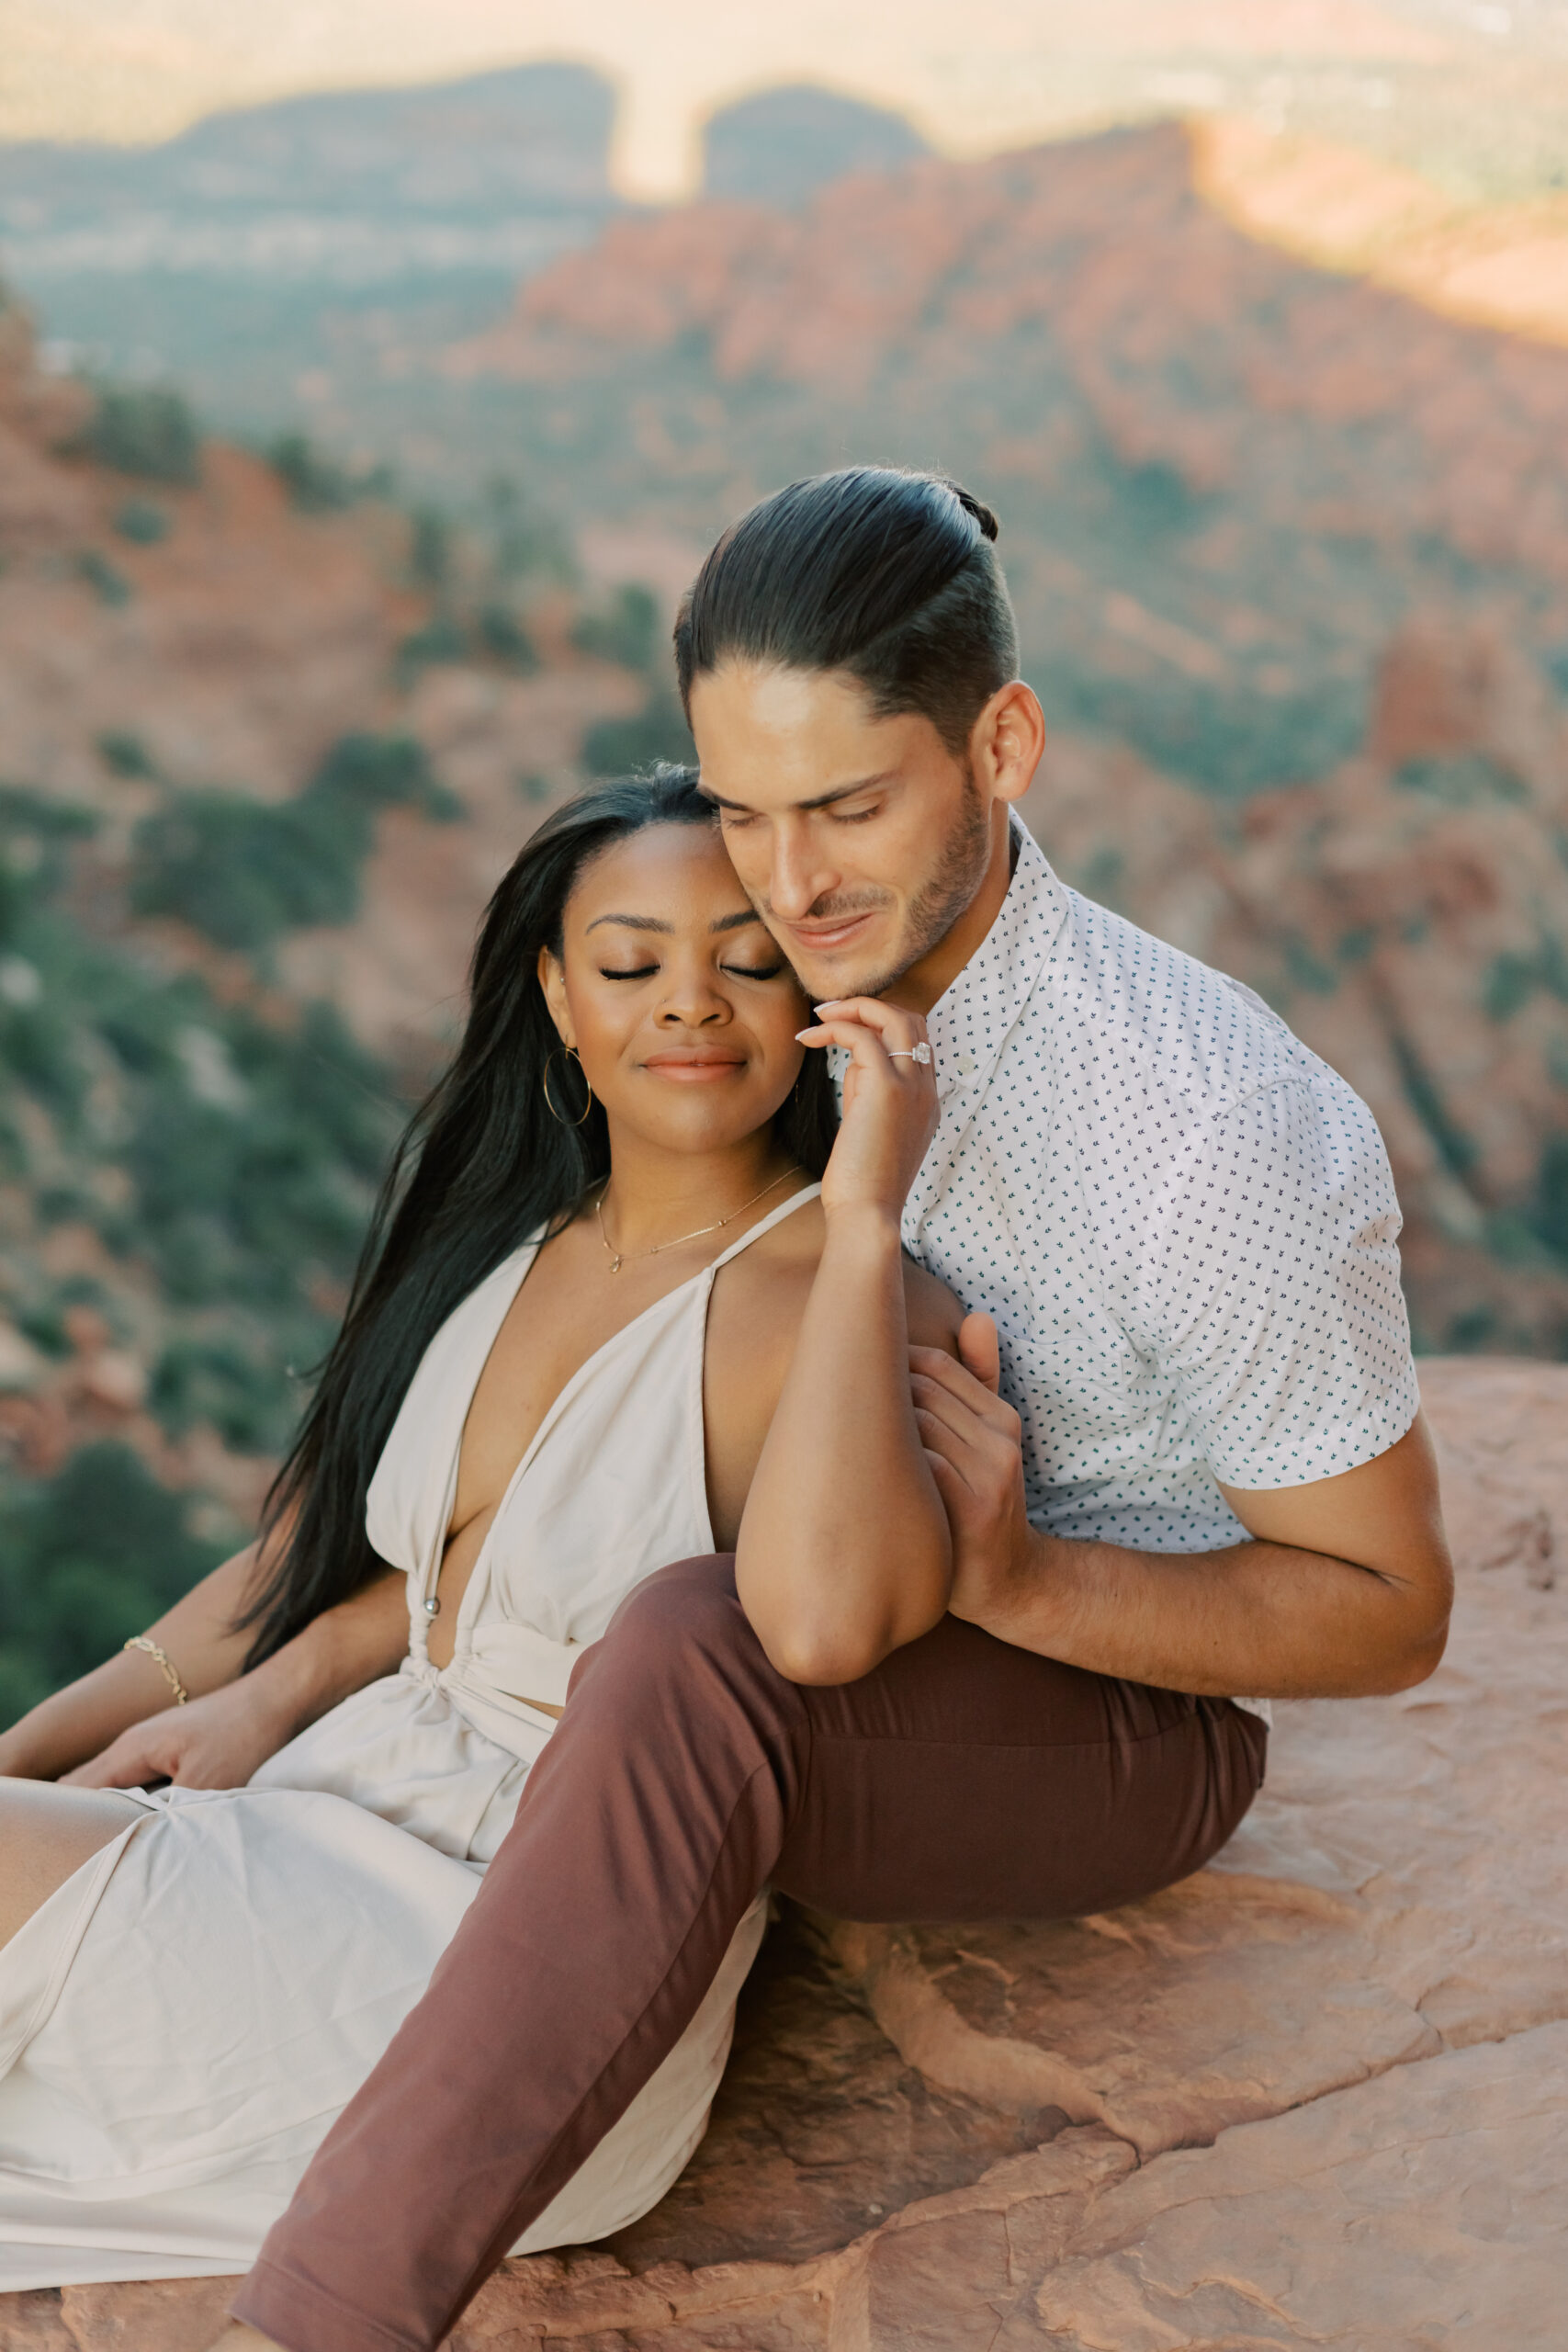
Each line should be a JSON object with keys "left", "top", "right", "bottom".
{"left": 767, "top": 825, "right": 838, "bottom": 922}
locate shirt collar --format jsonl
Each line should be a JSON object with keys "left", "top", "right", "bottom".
{"left": 926, "top": 821, "right": 1068, "bottom": 1097}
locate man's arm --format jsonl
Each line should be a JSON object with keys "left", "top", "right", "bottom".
{"left": 915, "top": 1321, "right": 1452, "bottom": 1700}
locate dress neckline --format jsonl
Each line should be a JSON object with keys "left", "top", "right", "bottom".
{"left": 415, "top": 1180, "right": 822, "bottom": 1629}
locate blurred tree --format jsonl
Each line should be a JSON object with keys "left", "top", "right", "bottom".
{"left": 0, "top": 1443, "right": 227, "bottom": 1724}
{"left": 570, "top": 582, "right": 660, "bottom": 673}
{"left": 84, "top": 387, "right": 201, "bottom": 484}
{"left": 113, "top": 500, "right": 170, "bottom": 545}
{"left": 582, "top": 690, "right": 695, "bottom": 775}
{"left": 130, "top": 733, "right": 460, "bottom": 950}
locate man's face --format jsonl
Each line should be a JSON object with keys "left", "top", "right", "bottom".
{"left": 689, "top": 662, "right": 995, "bottom": 1002}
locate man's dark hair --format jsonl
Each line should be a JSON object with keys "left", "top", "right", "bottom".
{"left": 674, "top": 467, "right": 1019, "bottom": 756}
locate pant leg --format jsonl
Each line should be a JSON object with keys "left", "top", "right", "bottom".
{"left": 232, "top": 1556, "right": 1264, "bottom": 2352}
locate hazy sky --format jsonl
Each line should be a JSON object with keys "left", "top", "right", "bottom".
{"left": 1, "top": 0, "right": 1521, "bottom": 197}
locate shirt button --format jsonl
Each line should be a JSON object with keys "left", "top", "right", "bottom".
{"left": 958, "top": 1053, "right": 976, "bottom": 1077}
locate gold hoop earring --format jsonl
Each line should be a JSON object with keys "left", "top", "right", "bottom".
{"left": 543, "top": 1045, "right": 593, "bottom": 1127}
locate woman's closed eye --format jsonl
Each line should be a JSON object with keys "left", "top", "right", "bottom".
{"left": 598, "top": 960, "right": 784, "bottom": 984}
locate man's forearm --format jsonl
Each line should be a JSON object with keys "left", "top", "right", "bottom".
{"left": 963, "top": 1525, "right": 1447, "bottom": 1700}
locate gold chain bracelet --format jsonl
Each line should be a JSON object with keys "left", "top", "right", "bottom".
{"left": 123, "top": 1635, "right": 189, "bottom": 1706}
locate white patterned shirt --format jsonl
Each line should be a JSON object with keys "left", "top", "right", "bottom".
{"left": 858, "top": 825, "right": 1422, "bottom": 1722}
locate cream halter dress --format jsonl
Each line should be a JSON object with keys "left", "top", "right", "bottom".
{"left": 0, "top": 1185, "right": 818, "bottom": 2291}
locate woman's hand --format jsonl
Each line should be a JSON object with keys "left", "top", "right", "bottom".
{"left": 62, "top": 1672, "right": 302, "bottom": 1792}
{"left": 796, "top": 997, "right": 939, "bottom": 1223}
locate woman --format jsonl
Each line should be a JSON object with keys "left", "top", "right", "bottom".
{"left": 0, "top": 766, "right": 961, "bottom": 2288}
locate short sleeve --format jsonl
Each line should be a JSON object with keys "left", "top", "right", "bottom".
{"left": 1134, "top": 1074, "right": 1421, "bottom": 1489}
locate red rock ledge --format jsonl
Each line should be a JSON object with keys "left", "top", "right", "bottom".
{"left": 3, "top": 1355, "right": 1563, "bottom": 2351}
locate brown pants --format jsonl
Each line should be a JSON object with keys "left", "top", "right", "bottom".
{"left": 233, "top": 1556, "right": 1266, "bottom": 2352}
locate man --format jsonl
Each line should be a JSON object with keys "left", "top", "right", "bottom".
{"left": 217, "top": 468, "right": 1450, "bottom": 2352}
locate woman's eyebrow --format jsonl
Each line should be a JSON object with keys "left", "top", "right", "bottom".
{"left": 582, "top": 910, "right": 761, "bottom": 935}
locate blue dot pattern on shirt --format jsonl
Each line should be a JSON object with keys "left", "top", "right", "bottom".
{"left": 834, "top": 827, "right": 1423, "bottom": 1725}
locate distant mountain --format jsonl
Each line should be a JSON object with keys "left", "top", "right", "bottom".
{"left": 0, "top": 64, "right": 623, "bottom": 429}
{"left": 701, "top": 86, "right": 928, "bottom": 207}
{"left": 0, "top": 68, "right": 943, "bottom": 447}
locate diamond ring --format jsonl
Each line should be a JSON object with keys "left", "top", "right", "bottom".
{"left": 887, "top": 1042, "right": 932, "bottom": 1065}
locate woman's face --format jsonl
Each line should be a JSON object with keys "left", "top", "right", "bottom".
{"left": 539, "top": 821, "right": 810, "bottom": 1157}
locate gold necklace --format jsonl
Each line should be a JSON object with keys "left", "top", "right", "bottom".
{"left": 593, "top": 1166, "right": 802, "bottom": 1274}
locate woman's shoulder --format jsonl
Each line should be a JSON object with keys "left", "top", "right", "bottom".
{"left": 727, "top": 1192, "right": 963, "bottom": 1355}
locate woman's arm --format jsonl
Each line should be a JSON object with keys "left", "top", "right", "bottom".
{"left": 736, "top": 999, "right": 953, "bottom": 1685}
{"left": 0, "top": 1542, "right": 266, "bottom": 1781}
{"left": 0, "top": 1537, "right": 412, "bottom": 1789}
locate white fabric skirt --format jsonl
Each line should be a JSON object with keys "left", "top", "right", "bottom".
{"left": 0, "top": 1775, "right": 765, "bottom": 2290}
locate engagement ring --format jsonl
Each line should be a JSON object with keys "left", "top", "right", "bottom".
{"left": 888, "top": 1043, "right": 932, "bottom": 1064}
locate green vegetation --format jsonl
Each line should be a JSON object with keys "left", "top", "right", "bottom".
{"left": 0, "top": 781, "right": 417, "bottom": 1717}
{"left": 266, "top": 431, "right": 390, "bottom": 513}
{"left": 1395, "top": 753, "right": 1528, "bottom": 806}
{"left": 130, "top": 732, "right": 461, "bottom": 950}
{"left": 113, "top": 499, "right": 170, "bottom": 546}
{"left": 96, "top": 729, "right": 159, "bottom": 780}
{"left": 73, "top": 549, "right": 131, "bottom": 606}
{"left": 0, "top": 1444, "right": 229, "bottom": 1724}
{"left": 582, "top": 691, "right": 696, "bottom": 776}
{"left": 476, "top": 602, "right": 539, "bottom": 672}
{"left": 1391, "top": 1034, "right": 1477, "bottom": 1182}
{"left": 571, "top": 582, "right": 660, "bottom": 672}
{"left": 1529, "top": 1135, "right": 1568, "bottom": 1263}
{"left": 1041, "top": 662, "right": 1367, "bottom": 801}
{"left": 482, "top": 475, "right": 575, "bottom": 586}
{"left": 1, "top": 784, "right": 404, "bottom": 1451}
{"left": 395, "top": 614, "right": 468, "bottom": 684}
{"left": 1483, "top": 934, "right": 1568, "bottom": 1022}
{"left": 84, "top": 387, "right": 201, "bottom": 484}
{"left": 409, "top": 506, "right": 449, "bottom": 589}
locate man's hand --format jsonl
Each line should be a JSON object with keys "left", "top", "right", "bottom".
{"left": 913, "top": 1320, "right": 1453, "bottom": 1696}
{"left": 911, "top": 1313, "right": 1035, "bottom": 1636}
{"left": 62, "top": 1674, "right": 299, "bottom": 1791}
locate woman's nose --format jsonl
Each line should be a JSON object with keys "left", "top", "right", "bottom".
{"left": 655, "top": 968, "right": 729, "bottom": 1025}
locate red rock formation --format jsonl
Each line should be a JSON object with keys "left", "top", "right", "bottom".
{"left": 3, "top": 1356, "right": 1562, "bottom": 2347}
{"left": 450, "top": 122, "right": 1568, "bottom": 614}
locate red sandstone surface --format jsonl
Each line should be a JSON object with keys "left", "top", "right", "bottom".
{"left": 2, "top": 1351, "right": 1562, "bottom": 2346}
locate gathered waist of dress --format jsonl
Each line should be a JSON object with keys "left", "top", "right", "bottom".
{"left": 405, "top": 1621, "right": 585, "bottom": 1758}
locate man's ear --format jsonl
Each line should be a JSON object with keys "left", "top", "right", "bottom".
{"left": 972, "top": 682, "right": 1045, "bottom": 808}
{"left": 536, "top": 944, "right": 572, "bottom": 1045}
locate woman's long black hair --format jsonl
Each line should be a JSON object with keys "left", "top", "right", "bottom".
{"left": 241, "top": 764, "right": 838, "bottom": 1666}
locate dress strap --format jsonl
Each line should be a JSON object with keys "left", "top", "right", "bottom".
{"left": 706, "top": 1181, "right": 821, "bottom": 1273}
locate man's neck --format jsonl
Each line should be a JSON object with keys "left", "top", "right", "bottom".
{"left": 885, "top": 802, "right": 1018, "bottom": 1018}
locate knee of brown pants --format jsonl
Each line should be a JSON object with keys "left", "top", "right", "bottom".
{"left": 568, "top": 1553, "right": 748, "bottom": 1701}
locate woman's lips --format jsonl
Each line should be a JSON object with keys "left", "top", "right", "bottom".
{"left": 642, "top": 1055, "right": 747, "bottom": 1081}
